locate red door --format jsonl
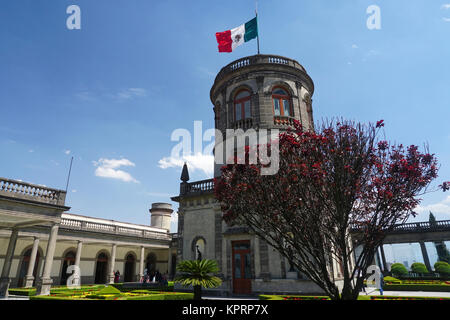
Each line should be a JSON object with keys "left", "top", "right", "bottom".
{"left": 232, "top": 241, "right": 252, "bottom": 294}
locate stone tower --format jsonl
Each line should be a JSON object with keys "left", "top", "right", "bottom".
{"left": 149, "top": 203, "right": 173, "bottom": 231}
{"left": 210, "top": 54, "right": 315, "bottom": 177}
{"left": 173, "top": 54, "right": 323, "bottom": 296}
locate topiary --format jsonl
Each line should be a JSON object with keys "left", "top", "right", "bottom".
{"left": 391, "top": 263, "right": 408, "bottom": 276}
{"left": 434, "top": 261, "right": 450, "bottom": 275}
{"left": 411, "top": 262, "right": 429, "bottom": 274}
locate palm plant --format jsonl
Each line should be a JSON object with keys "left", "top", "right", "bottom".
{"left": 174, "top": 259, "right": 222, "bottom": 300}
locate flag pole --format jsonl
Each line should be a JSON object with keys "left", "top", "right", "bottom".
{"left": 256, "top": 0, "right": 260, "bottom": 54}
{"left": 65, "top": 156, "right": 74, "bottom": 193}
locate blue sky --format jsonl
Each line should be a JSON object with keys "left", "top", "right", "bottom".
{"left": 1, "top": 0, "right": 450, "bottom": 232}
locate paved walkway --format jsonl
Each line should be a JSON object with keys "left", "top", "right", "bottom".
{"left": 0, "top": 295, "right": 29, "bottom": 300}
{"left": 363, "top": 290, "right": 450, "bottom": 297}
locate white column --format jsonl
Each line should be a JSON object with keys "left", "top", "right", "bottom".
{"left": 74, "top": 241, "right": 83, "bottom": 284}
{"left": 36, "top": 223, "right": 59, "bottom": 295}
{"left": 139, "top": 246, "right": 145, "bottom": 281}
{"left": 24, "top": 237, "right": 40, "bottom": 288}
{"left": 0, "top": 229, "right": 19, "bottom": 297}
{"left": 108, "top": 244, "right": 117, "bottom": 284}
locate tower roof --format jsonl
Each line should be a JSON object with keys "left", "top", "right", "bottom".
{"left": 181, "top": 162, "right": 190, "bottom": 182}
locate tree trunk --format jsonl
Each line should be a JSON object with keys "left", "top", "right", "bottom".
{"left": 193, "top": 285, "right": 202, "bottom": 300}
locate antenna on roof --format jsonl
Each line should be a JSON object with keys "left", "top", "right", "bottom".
{"left": 65, "top": 156, "right": 74, "bottom": 193}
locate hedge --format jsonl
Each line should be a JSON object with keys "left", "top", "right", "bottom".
{"left": 8, "top": 285, "right": 105, "bottom": 297}
{"left": 383, "top": 284, "right": 450, "bottom": 292}
{"left": 411, "top": 263, "right": 429, "bottom": 274}
{"left": 30, "top": 292, "right": 193, "bottom": 301}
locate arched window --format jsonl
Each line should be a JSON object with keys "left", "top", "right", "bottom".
{"left": 272, "top": 87, "right": 292, "bottom": 117}
{"left": 234, "top": 90, "right": 251, "bottom": 122}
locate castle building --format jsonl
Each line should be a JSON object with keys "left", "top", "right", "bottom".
{"left": 171, "top": 54, "right": 341, "bottom": 295}
{"left": 0, "top": 178, "right": 177, "bottom": 297}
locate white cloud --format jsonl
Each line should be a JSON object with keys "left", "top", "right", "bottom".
{"left": 441, "top": 4, "right": 450, "bottom": 9}
{"left": 414, "top": 195, "right": 450, "bottom": 218}
{"left": 115, "top": 88, "right": 147, "bottom": 100}
{"left": 76, "top": 88, "right": 148, "bottom": 102}
{"left": 443, "top": 17, "right": 450, "bottom": 22}
{"left": 65, "top": 150, "right": 71, "bottom": 155}
{"left": 93, "top": 158, "right": 139, "bottom": 183}
{"left": 158, "top": 152, "right": 214, "bottom": 177}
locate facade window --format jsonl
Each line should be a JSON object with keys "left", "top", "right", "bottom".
{"left": 272, "top": 87, "right": 292, "bottom": 117}
{"left": 234, "top": 90, "right": 251, "bottom": 121}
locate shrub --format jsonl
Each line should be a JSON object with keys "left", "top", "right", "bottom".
{"left": 383, "top": 276, "right": 401, "bottom": 284}
{"left": 411, "top": 262, "right": 429, "bottom": 274}
{"left": 391, "top": 263, "right": 408, "bottom": 276}
{"left": 435, "top": 262, "right": 450, "bottom": 275}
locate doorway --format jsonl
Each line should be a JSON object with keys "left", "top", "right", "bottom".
{"left": 94, "top": 252, "right": 108, "bottom": 284}
{"left": 18, "top": 249, "right": 40, "bottom": 287}
{"left": 124, "top": 254, "right": 135, "bottom": 282}
{"left": 232, "top": 241, "right": 252, "bottom": 294}
{"left": 60, "top": 251, "right": 76, "bottom": 285}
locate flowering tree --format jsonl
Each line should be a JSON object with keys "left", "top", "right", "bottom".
{"left": 215, "top": 119, "right": 447, "bottom": 300}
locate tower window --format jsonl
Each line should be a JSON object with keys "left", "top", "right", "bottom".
{"left": 234, "top": 90, "right": 251, "bottom": 122}
{"left": 272, "top": 88, "right": 292, "bottom": 117}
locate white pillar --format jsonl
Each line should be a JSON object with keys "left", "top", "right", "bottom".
{"left": 139, "top": 246, "right": 145, "bottom": 281}
{"left": 0, "top": 229, "right": 19, "bottom": 297}
{"left": 36, "top": 223, "right": 59, "bottom": 295}
{"left": 74, "top": 241, "right": 83, "bottom": 284}
{"left": 25, "top": 237, "right": 40, "bottom": 288}
{"left": 108, "top": 244, "right": 117, "bottom": 284}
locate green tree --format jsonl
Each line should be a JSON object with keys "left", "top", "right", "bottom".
{"left": 174, "top": 259, "right": 222, "bottom": 300}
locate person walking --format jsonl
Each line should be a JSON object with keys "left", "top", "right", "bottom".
{"left": 379, "top": 273, "right": 384, "bottom": 296}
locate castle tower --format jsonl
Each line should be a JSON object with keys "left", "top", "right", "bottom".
{"left": 149, "top": 203, "right": 173, "bottom": 231}
{"left": 210, "top": 54, "right": 315, "bottom": 176}
{"left": 173, "top": 54, "right": 323, "bottom": 296}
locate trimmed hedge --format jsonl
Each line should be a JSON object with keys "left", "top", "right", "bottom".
{"left": 391, "top": 263, "right": 408, "bottom": 276}
{"left": 411, "top": 263, "right": 429, "bottom": 274}
{"left": 110, "top": 282, "right": 174, "bottom": 292}
{"left": 383, "top": 284, "right": 450, "bottom": 292}
{"left": 8, "top": 285, "right": 105, "bottom": 297}
{"left": 30, "top": 291, "right": 193, "bottom": 301}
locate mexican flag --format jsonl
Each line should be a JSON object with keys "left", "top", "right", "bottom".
{"left": 215, "top": 17, "right": 258, "bottom": 53}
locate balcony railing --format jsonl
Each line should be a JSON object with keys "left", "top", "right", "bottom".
{"left": 351, "top": 220, "right": 450, "bottom": 234}
{"left": 274, "top": 115, "right": 296, "bottom": 127}
{"left": 180, "top": 178, "right": 215, "bottom": 196}
{"left": 214, "top": 54, "right": 306, "bottom": 85}
{"left": 233, "top": 118, "right": 253, "bottom": 130}
{"left": 0, "top": 177, "right": 67, "bottom": 206}
{"left": 60, "top": 217, "right": 171, "bottom": 241}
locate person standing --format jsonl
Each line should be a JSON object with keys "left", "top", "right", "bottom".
{"left": 114, "top": 270, "right": 120, "bottom": 283}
